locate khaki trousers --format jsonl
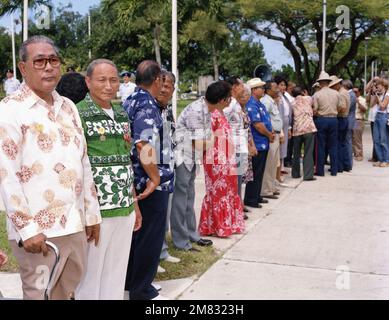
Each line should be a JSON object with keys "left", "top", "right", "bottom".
{"left": 261, "top": 134, "right": 280, "bottom": 196}
{"left": 352, "top": 119, "right": 364, "bottom": 157}
{"left": 10, "top": 231, "right": 87, "bottom": 300}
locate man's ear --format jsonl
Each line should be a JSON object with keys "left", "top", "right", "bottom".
{"left": 85, "top": 76, "right": 92, "bottom": 90}
{"left": 18, "top": 61, "right": 26, "bottom": 78}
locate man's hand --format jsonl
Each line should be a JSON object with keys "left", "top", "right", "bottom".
{"left": 269, "top": 133, "right": 275, "bottom": 143}
{"left": 133, "top": 202, "right": 142, "bottom": 232}
{"left": 86, "top": 224, "right": 100, "bottom": 246}
{"left": 0, "top": 250, "right": 8, "bottom": 267}
{"left": 22, "top": 233, "right": 48, "bottom": 256}
{"left": 288, "top": 129, "right": 292, "bottom": 139}
{"left": 280, "top": 135, "right": 285, "bottom": 144}
{"left": 136, "top": 179, "right": 158, "bottom": 201}
{"left": 249, "top": 145, "right": 258, "bottom": 157}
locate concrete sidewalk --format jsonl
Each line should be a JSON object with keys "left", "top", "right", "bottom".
{"left": 2, "top": 124, "right": 389, "bottom": 299}
{"left": 177, "top": 125, "right": 389, "bottom": 300}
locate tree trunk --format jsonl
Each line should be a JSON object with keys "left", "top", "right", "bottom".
{"left": 153, "top": 24, "right": 162, "bottom": 66}
{"left": 212, "top": 44, "right": 219, "bottom": 80}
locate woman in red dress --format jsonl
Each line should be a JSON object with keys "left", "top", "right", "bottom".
{"left": 199, "top": 95, "right": 245, "bottom": 238}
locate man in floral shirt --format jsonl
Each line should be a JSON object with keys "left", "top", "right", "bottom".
{"left": 123, "top": 60, "right": 174, "bottom": 300}
{"left": 0, "top": 36, "right": 101, "bottom": 300}
{"left": 75, "top": 59, "right": 142, "bottom": 300}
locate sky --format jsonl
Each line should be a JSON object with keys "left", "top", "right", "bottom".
{"left": 0, "top": 0, "right": 293, "bottom": 70}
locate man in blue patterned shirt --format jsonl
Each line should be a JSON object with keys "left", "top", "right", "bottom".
{"left": 244, "top": 78, "right": 274, "bottom": 208}
{"left": 123, "top": 60, "right": 174, "bottom": 300}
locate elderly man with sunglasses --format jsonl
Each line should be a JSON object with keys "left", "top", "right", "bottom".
{"left": 0, "top": 36, "right": 101, "bottom": 300}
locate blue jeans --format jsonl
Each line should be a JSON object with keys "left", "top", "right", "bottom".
{"left": 373, "top": 113, "right": 389, "bottom": 163}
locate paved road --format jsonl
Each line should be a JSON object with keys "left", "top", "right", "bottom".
{"left": 179, "top": 124, "right": 389, "bottom": 299}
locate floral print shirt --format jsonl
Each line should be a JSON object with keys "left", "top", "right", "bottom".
{"left": 0, "top": 84, "right": 101, "bottom": 241}
{"left": 291, "top": 96, "right": 317, "bottom": 136}
{"left": 175, "top": 97, "right": 212, "bottom": 171}
{"left": 124, "top": 87, "right": 174, "bottom": 193}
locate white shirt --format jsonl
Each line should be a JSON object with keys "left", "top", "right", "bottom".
{"left": 118, "top": 82, "right": 136, "bottom": 103}
{"left": 0, "top": 84, "right": 101, "bottom": 241}
{"left": 281, "top": 95, "right": 290, "bottom": 118}
{"left": 175, "top": 97, "right": 212, "bottom": 171}
{"left": 284, "top": 91, "right": 295, "bottom": 104}
{"left": 4, "top": 77, "right": 21, "bottom": 95}
{"left": 223, "top": 98, "right": 248, "bottom": 153}
{"left": 103, "top": 107, "right": 114, "bottom": 120}
{"left": 376, "top": 92, "right": 389, "bottom": 114}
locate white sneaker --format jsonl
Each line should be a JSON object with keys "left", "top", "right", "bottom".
{"left": 157, "top": 265, "right": 166, "bottom": 273}
{"left": 276, "top": 181, "right": 290, "bottom": 188}
{"left": 151, "top": 294, "right": 169, "bottom": 300}
{"left": 164, "top": 255, "right": 181, "bottom": 263}
{"left": 152, "top": 283, "right": 162, "bottom": 291}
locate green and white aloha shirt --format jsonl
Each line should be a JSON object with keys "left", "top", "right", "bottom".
{"left": 77, "top": 94, "right": 134, "bottom": 218}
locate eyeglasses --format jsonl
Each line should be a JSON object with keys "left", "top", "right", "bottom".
{"left": 32, "top": 56, "right": 62, "bottom": 70}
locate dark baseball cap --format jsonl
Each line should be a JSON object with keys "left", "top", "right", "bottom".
{"left": 120, "top": 70, "right": 133, "bottom": 77}
{"left": 6, "top": 69, "right": 14, "bottom": 74}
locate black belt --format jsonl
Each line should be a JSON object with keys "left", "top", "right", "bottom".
{"left": 274, "top": 131, "right": 281, "bottom": 134}
{"left": 317, "top": 115, "right": 337, "bottom": 118}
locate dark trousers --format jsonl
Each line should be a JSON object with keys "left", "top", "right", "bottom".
{"left": 125, "top": 190, "right": 169, "bottom": 300}
{"left": 370, "top": 122, "right": 378, "bottom": 161}
{"left": 315, "top": 117, "right": 338, "bottom": 176}
{"left": 284, "top": 137, "right": 294, "bottom": 166}
{"left": 292, "top": 133, "right": 315, "bottom": 180}
{"left": 344, "top": 128, "right": 353, "bottom": 171}
{"left": 337, "top": 117, "right": 348, "bottom": 172}
{"left": 244, "top": 150, "right": 268, "bottom": 206}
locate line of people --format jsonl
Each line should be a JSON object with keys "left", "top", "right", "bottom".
{"left": 1, "top": 35, "right": 387, "bottom": 301}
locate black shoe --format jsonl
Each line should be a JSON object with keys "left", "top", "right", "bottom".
{"left": 258, "top": 198, "right": 269, "bottom": 204}
{"left": 292, "top": 176, "right": 301, "bottom": 179}
{"left": 188, "top": 247, "right": 201, "bottom": 252}
{"left": 244, "top": 214, "right": 249, "bottom": 220}
{"left": 243, "top": 207, "right": 251, "bottom": 213}
{"left": 262, "top": 195, "right": 278, "bottom": 199}
{"left": 244, "top": 202, "right": 260, "bottom": 208}
{"left": 196, "top": 238, "right": 213, "bottom": 247}
{"left": 304, "top": 177, "right": 317, "bottom": 181}
{"left": 273, "top": 191, "right": 280, "bottom": 196}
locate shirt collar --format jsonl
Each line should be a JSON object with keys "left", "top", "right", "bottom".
{"left": 21, "top": 83, "right": 64, "bottom": 114}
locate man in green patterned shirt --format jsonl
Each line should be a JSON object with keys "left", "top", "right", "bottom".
{"left": 75, "top": 59, "right": 142, "bottom": 300}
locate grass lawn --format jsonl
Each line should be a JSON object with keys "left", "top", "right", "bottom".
{"left": 155, "top": 236, "right": 220, "bottom": 281}
{"left": 0, "top": 212, "right": 19, "bottom": 272}
{"left": 177, "top": 99, "right": 194, "bottom": 117}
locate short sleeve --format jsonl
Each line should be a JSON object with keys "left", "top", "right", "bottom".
{"left": 247, "top": 104, "right": 263, "bottom": 124}
{"left": 133, "top": 101, "right": 159, "bottom": 147}
{"left": 186, "top": 107, "right": 210, "bottom": 141}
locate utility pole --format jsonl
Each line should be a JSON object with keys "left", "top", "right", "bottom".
{"left": 172, "top": 0, "right": 178, "bottom": 119}
{"left": 88, "top": 13, "right": 92, "bottom": 59}
{"left": 11, "top": 13, "right": 17, "bottom": 76}
{"left": 23, "top": 0, "right": 28, "bottom": 41}
{"left": 364, "top": 37, "right": 370, "bottom": 94}
{"left": 321, "top": 0, "right": 327, "bottom": 71}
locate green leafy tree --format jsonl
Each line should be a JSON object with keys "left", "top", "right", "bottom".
{"left": 102, "top": 0, "right": 171, "bottom": 66}
{"left": 238, "top": 0, "right": 389, "bottom": 87}
{"left": 182, "top": 1, "right": 231, "bottom": 80}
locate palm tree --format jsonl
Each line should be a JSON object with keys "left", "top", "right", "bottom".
{"left": 0, "top": 0, "right": 52, "bottom": 38}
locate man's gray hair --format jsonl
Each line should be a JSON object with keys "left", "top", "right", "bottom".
{"left": 19, "top": 35, "right": 60, "bottom": 61}
{"left": 243, "top": 84, "right": 251, "bottom": 94}
{"left": 161, "top": 70, "right": 176, "bottom": 84}
{"left": 342, "top": 79, "right": 353, "bottom": 90}
{"left": 86, "top": 59, "right": 118, "bottom": 77}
